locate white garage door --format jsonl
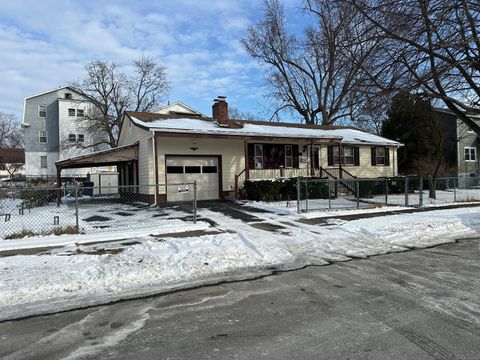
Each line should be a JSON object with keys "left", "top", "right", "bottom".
{"left": 166, "top": 156, "right": 220, "bottom": 201}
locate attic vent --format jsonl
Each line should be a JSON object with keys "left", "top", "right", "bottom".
{"left": 65, "top": 93, "right": 72, "bottom": 99}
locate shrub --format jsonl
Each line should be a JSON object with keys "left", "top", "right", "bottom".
{"left": 19, "top": 188, "right": 52, "bottom": 207}
{"left": 358, "top": 180, "right": 386, "bottom": 198}
{"left": 241, "top": 177, "right": 329, "bottom": 202}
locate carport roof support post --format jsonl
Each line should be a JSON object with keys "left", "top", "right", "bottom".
{"left": 56, "top": 164, "right": 62, "bottom": 206}
{"left": 152, "top": 131, "right": 158, "bottom": 205}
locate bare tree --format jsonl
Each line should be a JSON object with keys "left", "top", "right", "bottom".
{"left": 0, "top": 112, "right": 23, "bottom": 149}
{"left": 130, "top": 57, "right": 169, "bottom": 112}
{"left": 71, "top": 57, "right": 168, "bottom": 148}
{"left": 1, "top": 161, "right": 24, "bottom": 179}
{"left": 343, "top": 0, "right": 480, "bottom": 134}
{"left": 228, "top": 106, "right": 258, "bottom": 120}
{"left": 242, "top": 0, "right": 379, "bottom": 125}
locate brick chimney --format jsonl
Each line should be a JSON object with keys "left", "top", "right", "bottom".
{"left": 212, "top": 96, "right": 228, "bottom": 125}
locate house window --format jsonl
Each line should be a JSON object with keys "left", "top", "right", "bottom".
{"left": 344, "top": 146, "right": 355, "bottom": 165}
{"left": 77, "top": 134, "right": 85, "bottom": 142}
{"left": 254, "top": 144, "right": 263, "bottom": 169}
{"left": 68, "top": 134, "right": 76, "bottom": 142}
{"left": 68, "top": 108, "right": 76, "bottom": 116}
{"left": 328, "top": 145, "right": 359, "bottom": 166}
{"left": 285, "top": 145, "right": 293, "bottom": 168}
{"left": 39, "top": 131, "right": 47, "bottom": 143}
{"left": 40, "top": 156, "right": 47, "bottom": 169}
{"left": 332, "top": 146, "right": 341, "bottom": 165}
{"left": 166, "top": 166, "right": 183, "bottom": 174}
{"left": 38, "top": 105, "right": 47, "bottom": 118}
{"left": 202, "top": 166, "right": 217, "bottom": 173}
{"left": 465, "top": 147, "right": 477, "bottom": 162}
{"left": 375, "top": 147, "right": 386, "bottom": 165}
{"left": 185, "top": 166, "right": 201, "bottom": 173}
{"left": 65, "top": 93, "right": 72, "bottom": 99}
{"left": 77, "top": 109, "right": 84, "bottom": 117}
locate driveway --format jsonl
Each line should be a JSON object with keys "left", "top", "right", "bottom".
{"left": 1, "top": 237, "right": 479, "bottom": 360}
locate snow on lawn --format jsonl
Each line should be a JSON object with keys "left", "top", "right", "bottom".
{"left": 1, "top": 205, "right": 480, "bottom": 321}
{"left": 373, "top": 189, "right": 480, "bottom": 206}
{"left": 243, "top": 198, "right": 374, "bottom": 215}
{"left": 0, "top": 197, "right": 194, "bottom": 239}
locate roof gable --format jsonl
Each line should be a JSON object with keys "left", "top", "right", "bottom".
{"left": 155, "top": 102, "right": 205, "bottom": 117}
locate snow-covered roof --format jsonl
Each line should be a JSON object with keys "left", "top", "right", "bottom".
{"left": 126, "top": 112, "right": 400, "bottom": 146}
{"left": 155, "top": 101, "right": 205, "bottom": 116}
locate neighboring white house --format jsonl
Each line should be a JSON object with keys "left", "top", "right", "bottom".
{"left": 21, "top": 86, "right": 109, "bottom": 179}
{"left": 57, "top": 97, "right": 401, "bottom": 203}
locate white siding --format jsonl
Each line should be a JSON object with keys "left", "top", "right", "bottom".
{"left": 118, "top": 117, "right": 153, "bottom": 193}
{"left": 319, "top": 145, "right": 397, "bottom": 177}
{"left": 155, "top": 137, "right": 244, "bottom": 195}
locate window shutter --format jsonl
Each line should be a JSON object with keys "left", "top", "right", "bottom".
{"left": 385, "top": 147, "right": 390, "bottom": 166}
{"left": 371, "top": 147, "right": 377, "bottom": 166}
{"left": 354, "top": 147, "right": 360, "bottom": 166}
{"left": 247, "top": 143, "right": 255, "bottom": 170}
{"left": 292, "top": 145, "right": 299, "bottom": 168}
{"left": 327, "top": 145, "right": 334, "bottom": 166}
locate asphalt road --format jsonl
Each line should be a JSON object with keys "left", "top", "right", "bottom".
{"left": 1, "top": 238, "right": 480, "bottom": 360}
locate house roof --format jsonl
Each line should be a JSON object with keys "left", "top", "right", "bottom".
{"left": 56, "top": 143, "right": 138, "bottom": 169}
{"left": 0, "top": 148, "right": 25, "bottom": 163}
{"left": 125, "top": 111, "right": 401, "bottom": 146}
{"left": 155, "top": 101, "right": 206, "bottom": 117}
{"left": 24, "top": 86, "right": 82, "bottom": 100}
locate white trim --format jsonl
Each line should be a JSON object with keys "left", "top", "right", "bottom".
{"left": 464, "top": 147, "right": 477, "bottom": 162}
{"left": 151, "top": 131, "right": 158, "bottom": 205}
{"left": 155, "top": 101, "right": 206, "bottom": 117}
{"left": 38, "top": 105, "right": 47, "bottom": 118}
{"left": 39, "top": 130, "right": 48, "bottom": 144}
{"left": 24, "top": 86, "right": 81, "bottom": 100}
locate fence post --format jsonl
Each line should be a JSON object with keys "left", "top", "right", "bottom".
{"left": 305, "top": 180, "right": 309, "bottom": 212}
{"left": 75, "top": 186, "right": 79, "bottom": 233}
{"left": 193, "top": 181, "right": 197, "bottom": 224}
{"left": 453, "top": 177, "right": 457, "bottom": 202}
{"left": 419, "top": 176, "right": 423, "bottom": 207}
{"left": 385, "top": 178, "right": 389, "bottom": 205}
{"left": 404, "top": 176, "right": 409, "bottom": 207}
{"left": 328, "top": 180, "right": 332, "bottom": 211}
{"left": 296, "top": 177, "right": 301, "bottom": 213}
{"left": 356, "top": 179, "right": 360, "bottom": 209}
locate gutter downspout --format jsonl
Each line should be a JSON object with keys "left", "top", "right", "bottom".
{"left": 151, "top": 130, "right": 158, "bottom": 205}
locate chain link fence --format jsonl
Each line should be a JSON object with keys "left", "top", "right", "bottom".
{"left": 237, "top": 176, "right": 480, "bottom": 213}
{"left": 0, "top": 183, "right": 198, "bottom": 239}
{"left": 294, "top": 176, "right": 480, "bottom": 213}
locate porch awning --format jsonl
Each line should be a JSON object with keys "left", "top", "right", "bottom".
{"left": 56, "top": 142, "right": 139, "bottom": 169}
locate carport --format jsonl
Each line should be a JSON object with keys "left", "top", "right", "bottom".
{"left": 55, "top": 143, "right": 139, "bottom": 204}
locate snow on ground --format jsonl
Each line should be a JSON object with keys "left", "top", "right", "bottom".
{"left": 0, "top": 196, "right": 194, "bottom": 239}
{"left": 371, "top": 189, "right": 480, "bottom": 206}
{"left": 1, "top": 204, "right": 480, "bottom": 321}
{"left": 243, "top": 189, "right": 480, "bottom": 214}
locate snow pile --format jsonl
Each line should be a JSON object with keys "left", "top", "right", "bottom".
{"left": 0, "top": 206, "right": 479, "bottom": 320}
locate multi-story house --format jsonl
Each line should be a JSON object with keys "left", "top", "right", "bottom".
{"left": 22, "top": 86, "right": 108, "bottom": 179}
{"left": 436, "top": 108, "right": 480, "bottom": 185}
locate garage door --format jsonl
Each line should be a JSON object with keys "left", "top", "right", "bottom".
{"left": 166, "top": 156, "right": 219, "bottom": 201}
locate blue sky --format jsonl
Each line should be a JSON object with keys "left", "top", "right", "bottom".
{"left": 0, "top": 0, "right": 304, "bottom": 121}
